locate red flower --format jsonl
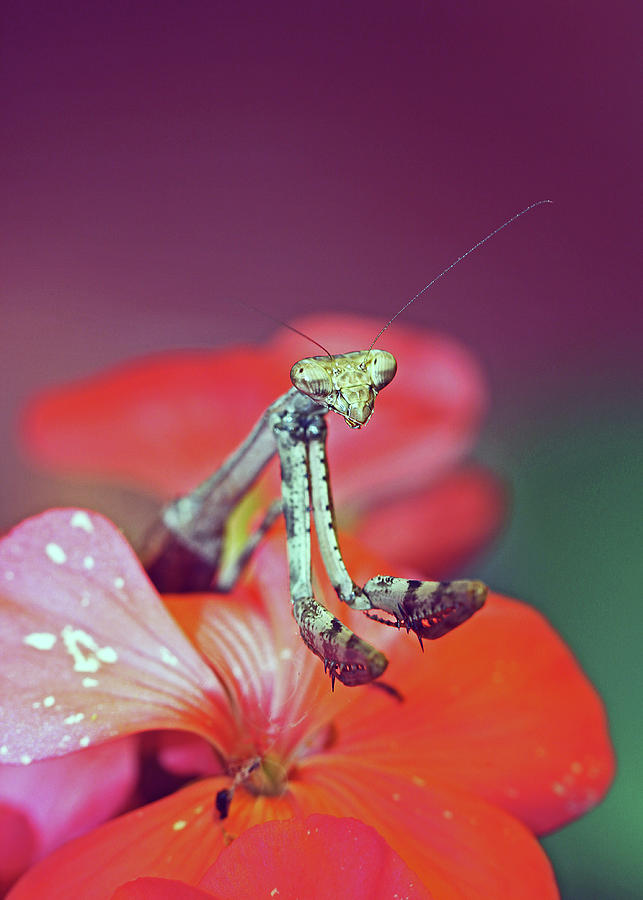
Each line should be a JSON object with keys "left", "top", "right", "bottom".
{"left": 1, "top": 509, "right": 613, "bottom": 898}
{"left": 21, "top": 315, "right": 504, "bottom": 575}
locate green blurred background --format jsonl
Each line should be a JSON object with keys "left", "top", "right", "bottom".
{"left": 2, "top": 2, "right": 640, "bottom": 895}
{"left": 478, "top": 396, "right": 642, "bottom": 899}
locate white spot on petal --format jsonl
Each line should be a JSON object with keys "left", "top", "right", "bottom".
{"left": 32, "top": 701, "right": 41, "bottom": 709}
{"left": 61, "top": 627, "right": 101, "bottom": 672}
{"left": 83, "top": 555, "right": 95, "bottom": 570}
{"left": 442, "top": 809, "right": 454, "bottom": 820}
{"left": 160, "top": 646, "right": 179, "bottom": 667}
{"left": 4, "top": 570, "right": 14, "bottom": 580}
{"left": 64, "top": 712, "right": 85, "bottom": 724}
{"left": 79, "top": 736, "right": 91, "bottom": 748}
{"left": 279, "top": 647, "right": 293, "bottom": 660}
{"left": 270, "top": 890, "right": 279, "bottom": 897}
{"left": 61, "top": 626, "right": 116, "bottom": 671}
{"left": 0, "top": 746, "right": 8, "bottom": 755}
{"left": 20, "top": 755, "right": 32, "bottom": 765}
{"left": 24, "top": 632, "right": 57, "bottom": 650}
{"left": 172, "top": 820, "right": 188, "bottom": 831}
{"left": 45, "top": 543, "right": 67, "bottom": 564}
{"left": 43, "top": 695, "right": 56, "bottom": 707}
{"left": 96, "top": 646, "right": 118, "bottom": 664}
{"left": 82, "top": 677, "right": 99, "bottom": 688}
{"left": 70, "top": 511, "right": 94, "bottom": 533}
{"left": 113, "top": 576, "right": 125, "bottom": 589}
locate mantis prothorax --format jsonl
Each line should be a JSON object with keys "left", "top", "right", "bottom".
{"left": 142, "top": 201, "right": 551, "bottom": 687}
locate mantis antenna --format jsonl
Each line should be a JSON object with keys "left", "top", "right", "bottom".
{"left": 230, "top": 297, "right": 333, "bottom": 358}
{"left": 369, "top": 199, "right": 553, "bottom": 349}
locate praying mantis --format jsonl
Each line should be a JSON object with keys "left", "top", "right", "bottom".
{"left": 142, "top": 201, "right": 551, "bottom": 688}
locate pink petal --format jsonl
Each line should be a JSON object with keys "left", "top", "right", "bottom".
{"left": 0, "top": 510, "right": 235, "bottom": 763}
{"left": 199, "top": 814, "right": 431, "bottom": 899}
{"left": 0, "top": 738, "right": 138, "bottom": 890}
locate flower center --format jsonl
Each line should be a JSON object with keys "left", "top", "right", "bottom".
{"left": 216, "top": 720, "right": 338, "bottom": 820}
{"left": 245, "top": 753, "right": 289, "bottom": 797}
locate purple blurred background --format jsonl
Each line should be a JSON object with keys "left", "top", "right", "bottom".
{"left": 1, "top": 2, "right": 641, "bottom": 896}
{"left": 3, "top": 3, "right": 639, "bottom": 446}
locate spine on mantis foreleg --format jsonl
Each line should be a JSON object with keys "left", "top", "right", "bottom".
{"left": 271, "top": 405, "right": 387, "bottom": 687}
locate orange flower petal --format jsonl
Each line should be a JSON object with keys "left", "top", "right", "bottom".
{"left": 334, "top": 593, "right": 615, "bottom": 834}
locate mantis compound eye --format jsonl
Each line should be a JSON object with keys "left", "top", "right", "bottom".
{"left": 367, "top": 350, "right": 397, "bottom": 391}
{"left": 290, "top": 358, "right": 334, "bottom": 401}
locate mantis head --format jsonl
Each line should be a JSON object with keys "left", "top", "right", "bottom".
{"left": 290, "top": 349, "right": 397, "bottom": 428}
